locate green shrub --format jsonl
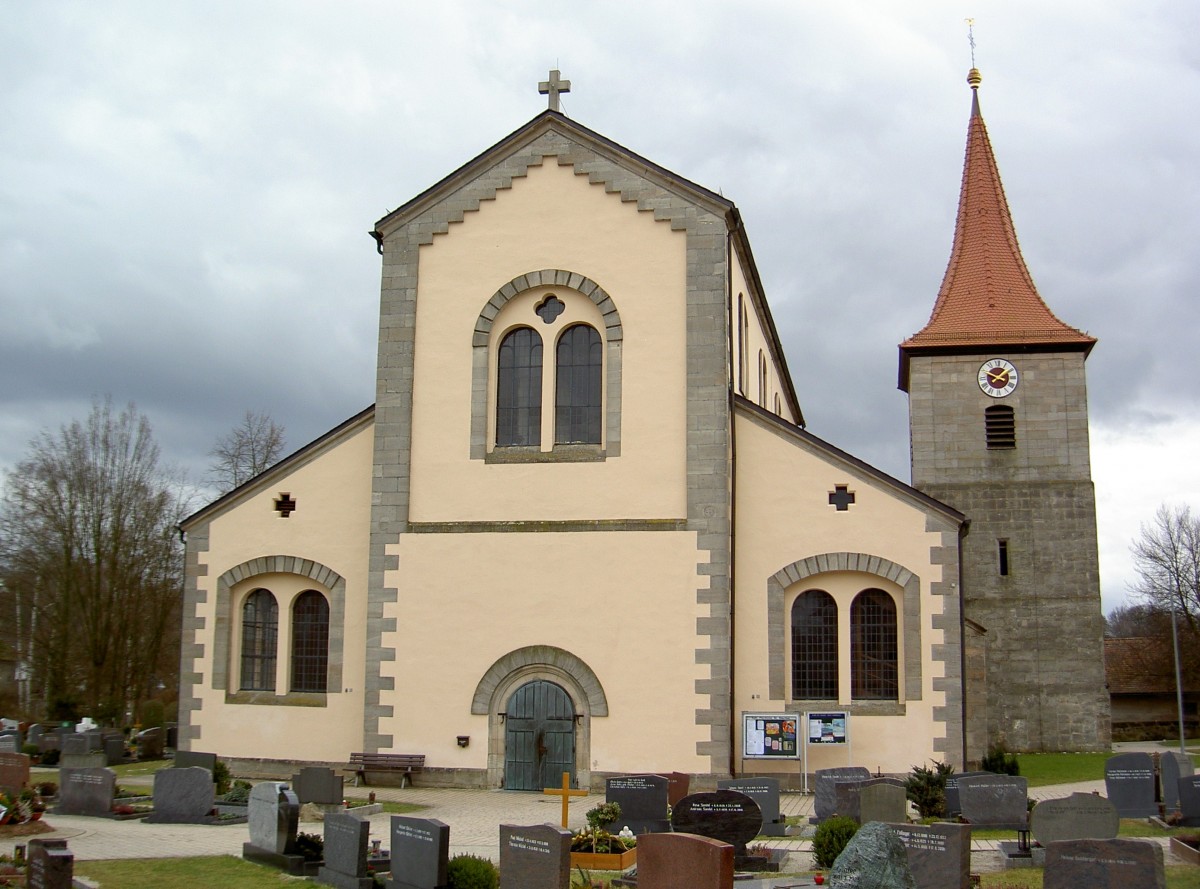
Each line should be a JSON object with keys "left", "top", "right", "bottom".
{"left": 905, "top": 760, "right": 954, "bottom": 819}
{"left": 22, "top": 743, "right": 39, "bottom": 757}
{"left": 981, "top": 741, "right": 1020, "bottom": 776}
{"left": 211, "top": 758, "right": 232, "bottom": 795}
{"left": 812, "top": 815, "right": 859, "bottom": 869}
{"left": 446, "top": 853, "right": 499, "bottom": 889}
{"left": 295, "top": 831, "right": 324, "bottom": 862}
{"left": 39, "top": 748, "right": 60, "bottom": 767}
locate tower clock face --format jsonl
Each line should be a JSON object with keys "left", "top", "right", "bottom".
{"left": 978, "top": 358, "right": 1018, "bottom": 397}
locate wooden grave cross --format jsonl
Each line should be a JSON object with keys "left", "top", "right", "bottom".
{"left": 543, "top": 771, "right": 587, "bottom": 828}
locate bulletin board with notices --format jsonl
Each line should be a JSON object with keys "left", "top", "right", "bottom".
{"left": 742, "top": 713, "right": 801, "bottom": 759}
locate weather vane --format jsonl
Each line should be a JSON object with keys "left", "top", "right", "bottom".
{"left": 965, "top": 18, "right": 977, "bottom": 68}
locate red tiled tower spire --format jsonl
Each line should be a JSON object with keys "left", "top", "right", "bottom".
{"left": 898, "top": 69, "right": 1094, "bottom": 390}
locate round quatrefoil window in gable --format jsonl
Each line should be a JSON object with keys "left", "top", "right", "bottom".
{"left": 535, "top": 294, "right": 565, "bottom": 324}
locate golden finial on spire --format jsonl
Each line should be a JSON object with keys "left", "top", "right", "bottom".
{"left": 965, "top": 18, "right": 982, "bottom": 89}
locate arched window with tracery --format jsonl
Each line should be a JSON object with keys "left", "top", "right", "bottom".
{"left": 291, "top": 590, "right": 329, "bottom": 693}
{"left": 496, "top": 326, "right": 542, "bottom": 446}
{"left": 791, "top": 590, "right": 838, "bottom": 700}
{"left": 555, "top": 323, "right": 602, "bottom": 444}
{"left": 851, "top": 588, "right": 898, "bottom": 700}
{"left": 240, "top": 588, "right": 277, "bottom": 691}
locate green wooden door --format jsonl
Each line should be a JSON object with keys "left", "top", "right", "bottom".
{"left": 504, "top": 680, "right": 576, "bottom": 791}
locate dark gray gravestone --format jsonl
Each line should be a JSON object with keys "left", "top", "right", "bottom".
{"left": 103, "top": 736, "right": 125, "bottom": 766}
{"left": 606, "top": 774, "right": 671, "bottom": 834}
{"left": 60, "top": 751, "right": 106, "bottom": 770}
{"left": 637, "top": 771, "right": 692, "bottom": 806}
{"left": 636, "top": 832, "right": 734, "bottom": 889}
{"left": 1044, "top": 837, "right": 1165, "bottom": 889}
{"left": 957, "top": 774, "right": 1028, "bottom": 829}
{"left": 890, "top": 822, "right": 970, "bottom": 889}
{"left": 37, "top": 732, "right": 60, "bottom": 753}
{"left": 0, "top": 751, "right": 30, "bottom": 796}
{"left": 61, "top": 734, "right": 88, "bottom": 756}
{"left": 0, "top": 733, "right": 19, "bottom": 754}
{"left": 718, "top": 777, "right": 785, "bottom": 836}
{"left": 1104, "top": 752, "right": 1157, "bottom": 818}
{"left": 317, "top": 812, "right": 373, "bottom": 889}
{"left": 293, "top": 766, "right": 345, "bottom": 805}
{"left": 247, "top": 781, "right": 300, "bottom": 855}
{"left": 26, "top": 837, "right": 74, "bottom": 889}
{"left": 1179, "top": 774, "right": 1200, "bottom": 827}
{"left": 81, "top": 730, "right": 103, "bottom": 752}
{"left": 136, "top": 727, "right": 164, "bottom": 759}
{"left": 27, "top": 725, "right": 45, "bottom": 750}
{"left": 860, "top": 782, "right": 908, "bottom": 825}
{"left": 942, "top": 770, "right": 989, "bottom": 816}
{"left": 57, "top": 767, "right": 116, "bottom": 816}
{"left": 387, "top": 815, "right": 449, "bottom": 889}
{"left": 145, "top": 766, "right": 215, "bottom": 823}
{"left": 1161, "top": 751, "right": 1194, "bottom": 813}
{"left": 175, "top": 749, "right": 217, "bottom": 773}
{"left": 835, "top": 777, "right": 905, "bottom": 824}
{"left": 813, "top": 766, "right": 871, "bottom": 821}
{"left": 671, "top": 790, "right": 762, "bottom": 858}
{"left": 498, "top": 823, "right": 570, "bottom": 889}
{"left": 828, "top": 822, "right": 916, "bottom": 889}
{"left": 1030, "top": 792, "right": 1119, "bottom": 845}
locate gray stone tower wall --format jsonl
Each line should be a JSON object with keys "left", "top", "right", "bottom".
{"left": 908, "top": 351, "right": 1110, "bottom": 753}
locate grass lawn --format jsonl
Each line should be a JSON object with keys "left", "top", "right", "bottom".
{"left": 1017, "top": 750, "right": 1200, "bottom": 787}
{"left": 979, "top": 869, "right": 1200, "bottom": 888}
{"left": 73, "top": 855, "right": 311, "bottom": 888}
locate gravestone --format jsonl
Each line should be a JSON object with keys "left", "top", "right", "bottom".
{"left": 957, "top": 774, "right": 1028, "bottom": 829}
{"left": 136, "top": 726, "right": 164, "bottom": 759}
{"left": 890, "top": 821, "right": 971, "bottom": 889}
{"left": 57, "top": 767, "right": 116, "bottom": 816}
{"left": 1178, "top": 774, "right": 1200, "bottom": 827}
{"left": 1104, "top": 752, "right": 1157, "bottom": 818}
{"left": 498, "top": 823, "right": 571, "bottom": 889}
{"left": 812, "top": 766, "right": 871, "bottom": 822}
{"left": 834, "top": 777, "right": 906, "bottom": 824}
{"left": 145, "top": 766, "right": 215, "bottom": 824}
{"left": 0, "top": 733, "right": 19, "bottom": 754}
{"left": 38, "top": 732, "right": 60, "bottom": 753}
{"left": 387, "top": 815, "right": 450, "bottom": 889}
{"left": 103, "top": 735, "right": 125, "bottom": 766}
{"left": 1030, "top": 793, "right": 1119, "bottom": 845}
{"left": 638, "top": 771, "right": 691, "bottom": 806}
{"left": 293, "top": 765, "right": 345, "bottom": 806}
{"left": 606, "top": 774, "right": 671, "bottom": 834}
{"left": 317, "top": 812, "right": 373, "bottom": 889}
{"left": 671, "top": 790, "right": 763, "bottom": 867}
{"left": 27, "top": 725, "right": 45, "bottom": 750}
{"left": 636, "top": 832, "right": 734, "bottom": 889}
{"left": 59, "top": 750, "right": 106, "bottom": 770}
{"left": 943, "top": 770, "right": 989, "bottom": 816}
{"left": 247, "top": 781, "right": 300, "bottom": 855}
{"left": 828, "top": 821, "right": 917, "bottom": 889}
{"left": 860, "top": 781, "right": 909, "bottom": 825}
{"left": 175, "top": 749, "right": 218, "bottom": 774}
{"left": 0, "top": 751, "right": 31, "bottom": 796}
{"left": 26, "top": 837, "right": 74, "bottom": 889}
{"left": 718, "top": 777, "right": 785, "bottom": 836}
{"left": 1044, "top": 837, "right": 1165, "bottom": 889}
{"left": 81, "top": 729, "right": 103, "bottom": 752}
{"left": 165, "top": 723, "right": 178, "bottom": 748}
{"left": 61, "top": 735, "right": 88, "bottom": 756}
{"left": 1161, "top": 751, "right": 1194, "bottom": 813}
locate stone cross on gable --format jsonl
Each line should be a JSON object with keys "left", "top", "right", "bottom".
{"left": 539, "top": 69, "right": 571, "bottom": 112}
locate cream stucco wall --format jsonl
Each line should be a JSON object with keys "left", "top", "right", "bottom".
{"left": 408, "top": 160, "right": 689, "bottom": 522}
{"left": 733, "top": 410, "right": 955, "bottom": 774}
{"left": 378, "top": 529, "right": 711, "bottom": 774}
{"left": 189, "top": 423, "right": 373, "bottom": 760}
{"left": 731, "top": 257, "right": 792, "bottom": 422}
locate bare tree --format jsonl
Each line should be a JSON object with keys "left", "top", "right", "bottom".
{"left": 1130, "top": 504, "right": 1200, "bottom": 632}
{"left": 208, "top": 409, "right": 286, "bottom": 494}
{"left": 0, "top": 398, "right": 184, "bottom": 722}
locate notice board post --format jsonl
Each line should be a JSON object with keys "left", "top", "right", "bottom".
{"left": 803, "top": 711, "right": 849, "bottom": 794}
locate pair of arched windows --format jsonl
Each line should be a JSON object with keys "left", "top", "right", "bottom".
{"left": 790, "top": 588, "right": 898, "bottom": 701}
{"left": 496, "top": 323, "right": 602, "bottom": 447}
{"left": 240, "top": 588, "right": 329, "bottom": 693}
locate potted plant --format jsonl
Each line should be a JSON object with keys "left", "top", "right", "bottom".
{"left": 570, "top": 803, "right": 637, "bottom": 871}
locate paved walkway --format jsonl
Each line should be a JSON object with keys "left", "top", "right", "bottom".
{"left": 2, "top": 748, "right": 1192, "bottom": 878}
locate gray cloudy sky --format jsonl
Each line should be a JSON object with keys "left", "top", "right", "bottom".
{"left": 3, "top": 1, "right": 1197, "bottom": 614}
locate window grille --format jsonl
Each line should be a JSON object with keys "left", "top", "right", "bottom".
{"left": 496, "top": 327, "right": 542, "bottom": 446}
{"left": 851, "top": 589, "right": 898, "bottom": 700}
{"left": 791, "top": 590, "right": 838, "bottom": 699}
{"left": 555, "top": 324, "right": 602, "bottom": 444}
{"left": 241, "top": 589, "right": 277, "bottom": 691}
{"left": 291, "top": 590, "right": 329, "bottom": 693}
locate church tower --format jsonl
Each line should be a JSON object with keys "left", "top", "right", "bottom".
{"left": 899, "top": 70, "right": 1111, "bottom": 754}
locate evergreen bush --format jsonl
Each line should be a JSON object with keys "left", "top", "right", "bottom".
{"left": 981, "top": 741, "right": 1019, "bottom": 776}
{"left": 812, "top": 815, "right": 859, "bottom": 869}
{"left": 446, "top": 853, "right": 499, "bottom": 889}
{"left": 905, "top": 760, "right": 954, "bottom": 819}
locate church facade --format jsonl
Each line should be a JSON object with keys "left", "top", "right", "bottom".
{"left": 178, "top": 72, "right": 1105, "bottom": 787}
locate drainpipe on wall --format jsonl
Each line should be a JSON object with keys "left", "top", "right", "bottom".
{"left": 726, "top": 221, "right": 738, "bottom": 779}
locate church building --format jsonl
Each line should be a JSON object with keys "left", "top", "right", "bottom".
{"left": 177, "top": 69, "right": 1107, "bottom": 788}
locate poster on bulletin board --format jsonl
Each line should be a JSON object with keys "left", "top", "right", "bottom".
{"left": 806, "top": 711, "right": 848, "bottom": 744}
{"left": 742, "top": 712, "right": 801, "bottom": 759}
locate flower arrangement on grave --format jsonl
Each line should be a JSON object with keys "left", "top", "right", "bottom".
{"left": 570, "top": 802, "right": 636, "bottom": 855}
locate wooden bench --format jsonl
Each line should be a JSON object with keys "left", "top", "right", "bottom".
{"left": 349, "top": 752, "right": 425, "bottom": 788}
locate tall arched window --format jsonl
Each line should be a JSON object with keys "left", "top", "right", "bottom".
{"left": 555, "top": 324, "right": 602, "bottom": 444}
{"left": 240, "top": 589, "right": 277, "bottom": 691}
{"left": 791, "top": 590, "right": 838, "bottom": 700}
{"left": 851, "top": 589, "right": 898, "bottom": 700}
{"left": 291, "top": 590, "right": 329, "bottom": 693}
{"left": 496, "top": 327, "right": 542, "bottom": 446}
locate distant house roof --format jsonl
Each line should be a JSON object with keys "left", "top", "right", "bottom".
{"left": 1105, "top": 636, "right": 1195, "bottom": 696}
{"left": 898, "top": 70, "right": 1095, "bottom": 390}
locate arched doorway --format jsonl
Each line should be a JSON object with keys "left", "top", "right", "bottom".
{"left": 504, "top": 680, "right": 576, "bottom": 791}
